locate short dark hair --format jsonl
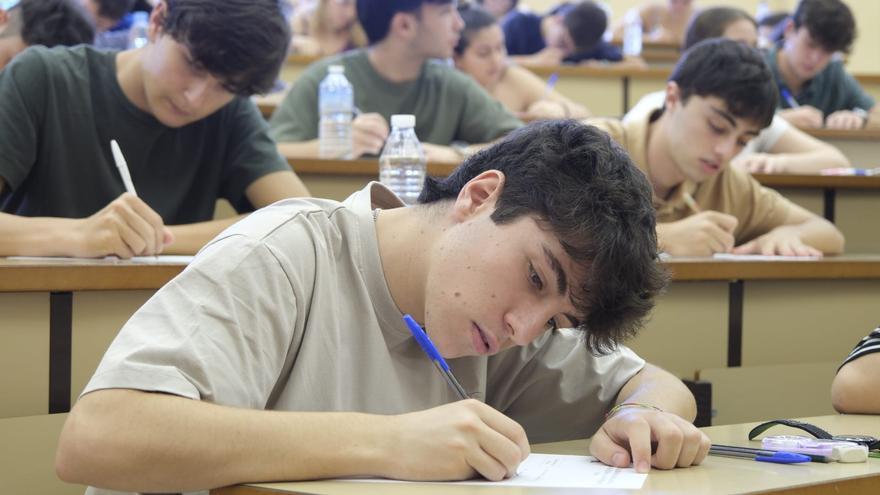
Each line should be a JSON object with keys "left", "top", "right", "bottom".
{"left": 419, "top": 120, "right": 668, "bottom": 354}
{"left": 161, "top": 0, "right": 290, "bottom": 96}
{"left": 670, "top": 38, "right": 776, "bottom": 129}
{"left": 94, "top": 0, "right": 135, "bottom": 23}
{"left": 356, "top": 0, "right": 453, "bottom": 45}
{"left": 18, "top": 0, "right": 95, "bottom": 48}
{"left": 455, "top": 3, "right": 496, "bottom": 55}
{"left": 683, "top": 7, "right": 756, "bottom": 50}
{"left": 559, "top": 1, "right": 606, "bottom": 53}
{"left": 791, "top": 0, "right": 855, "bottom": 53}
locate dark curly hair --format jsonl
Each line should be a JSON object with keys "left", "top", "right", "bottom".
{"left": 419, "top": 120, "right": 668, "bottom": 354}
{"left": 15, "top": 0, "right": 95, "bottom": 48}
{"left": 791, "top": 0, "right": 855, "bottom": 53}
{"left": 161, "top": 0, "right": 290, "bottom": 96}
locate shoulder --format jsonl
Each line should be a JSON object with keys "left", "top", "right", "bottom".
{"left": 584, "top": 117, "right": 626, "bottom": 143}
{"left": 501, "top": 10, "right": 539, "bottom": 30}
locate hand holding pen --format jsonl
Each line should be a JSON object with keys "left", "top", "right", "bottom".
{"left": 68, "top": 141, "right": 172, "bottom": 258}
{"left": 394, "top": 315, "right": 529, "bottom": 481}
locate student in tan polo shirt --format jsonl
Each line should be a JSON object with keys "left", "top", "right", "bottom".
{"left": 587, "top": 39, "right": 843, "bottom": 257}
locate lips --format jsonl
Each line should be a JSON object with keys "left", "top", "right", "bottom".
{"left": 471, "top": 322, "right": 495, "bottom": 355}
{"left": 699, "top": 159, "right": 721, "bottom": 175}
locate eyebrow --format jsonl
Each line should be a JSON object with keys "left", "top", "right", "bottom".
{"left": 709, "top": 106, "right": 761, "bottom": 137}
{"left": 542, "top": 245, "right": 582, "bottom": 328}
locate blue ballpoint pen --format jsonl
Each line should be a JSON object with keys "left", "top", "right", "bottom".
{"left": 403, "top": 314, "right": 469, "bottom": 400}
{"left": 779, "top": 87, "right": 800, "bottom": 109}
{"left": 709, "top": 445, "right": 812, "bottom": 464}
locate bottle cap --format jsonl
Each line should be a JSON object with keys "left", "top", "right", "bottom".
{"left": 390, "top": 114, "right": 415, "bottom": 128}
{"left": 132, "top": 11, "right": 149, "bottom": 23}
{"left": 328, "top": 65, "right": 345, "bottom": 74}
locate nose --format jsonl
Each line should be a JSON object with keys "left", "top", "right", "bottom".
{"left": 713, "top": 135, "right": 737, "bottom": 159}
{"left": 183, "top": 78, "right": 210, "bottom": 107}
{"left": 504, "top": 304, "right": 554, "bottom": 346}
{"left": 452, "top": 10, "right": 464, "bottom": 32}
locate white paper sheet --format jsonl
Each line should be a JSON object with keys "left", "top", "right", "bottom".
{"left": 336, "top": 454, "right": 647, "bottom": 489}
{"left": 712, "top": 253, "right": 821, "bottom": 261}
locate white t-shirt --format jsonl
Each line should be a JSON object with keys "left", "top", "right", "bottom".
{"left": 623, "top": 91, "right": 790, "bottom": 157}
{"left": 83, "top": 183, "right": 646, "bottom": 495}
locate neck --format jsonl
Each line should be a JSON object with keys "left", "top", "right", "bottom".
{"left": 375, "top": 205, "right": 445, "bottom": 321}
{"left": 115, "top": 48, "right": 151, "bottom": 113}
{"left": 367, "top": 41, "right": 426, "bottom": 83}
{"left": 645, "top": 116, "right": 685, "bottom": 200}
{"left": 776, "top": 49, "right": 804, "bottom": 94}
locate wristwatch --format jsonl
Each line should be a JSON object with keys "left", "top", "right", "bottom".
{"left": 748, "top": 419, "right": 880, "bottom": 450}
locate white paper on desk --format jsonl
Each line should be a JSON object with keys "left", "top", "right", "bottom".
{"left": 7, "top": 255, "right": 194, "bottom": 263}
{"left": 336, "top": 454, "right": 647, "bottom": 489}
{"left": 712, "top": 253, "right": 821, "bottom": 261}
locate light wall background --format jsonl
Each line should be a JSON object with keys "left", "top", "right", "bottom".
{"left": 522, "top": 0, "right": 880, "bottom": 74}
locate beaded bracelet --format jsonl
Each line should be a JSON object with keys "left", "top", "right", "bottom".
{"left": 605, "top": 402, "right": 663, "bottom": 420}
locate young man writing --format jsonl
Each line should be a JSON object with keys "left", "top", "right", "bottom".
{"left": 588, "top": 39, "right": 843, "bottom": 257}
{"left": 768, "top": 0, "right": 877, "bottom": 130}
{"left": 0, "top": 0, "right": 94, "bottom": 70}
{"left": 0, "top": 0, "right": 309, "bottom": 258}
{"left": 57, "top": 120, "right": 710, "bottom": 494}
{"left": 269, "top": 0, "right": 522, "bottom": 163}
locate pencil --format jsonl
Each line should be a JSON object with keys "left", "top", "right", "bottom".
{"left": 682, "top": 192, "right": 701, "bottom": 214}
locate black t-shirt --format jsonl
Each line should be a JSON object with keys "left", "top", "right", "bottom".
{"left": 0, "top": 45, "right": 290, "bottom": 224}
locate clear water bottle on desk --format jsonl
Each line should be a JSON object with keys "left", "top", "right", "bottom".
{"left": 622, "top": 9, "right": 643, "bottom": 57}
{"left": 128, "top": 11, "right": 150, "bottom": 49}
{"left": 318, "top": 65, "right": 354, "bottom": 159}
{"left": 379, "top": 115, "right": 426, "bottom": 205}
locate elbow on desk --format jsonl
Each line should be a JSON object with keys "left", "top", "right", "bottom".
{"left": 55, "top": 391, "right": 136, "bottom": 487}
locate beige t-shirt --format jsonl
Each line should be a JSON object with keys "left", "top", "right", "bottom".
{"left": 587, "top": 113, "right": 797, "bottom": 243}
{"left": 82, "top": 183, "right": 645, "bottom": 495}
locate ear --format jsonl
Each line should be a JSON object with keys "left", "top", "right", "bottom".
{"left": 147, "top": 0, "right": 168, "bottom": 41}
{"left": 0, "top": 9, "right": 9, "bottom": 30}
{"left": 664, "top": 81, "right": 681, "bottom": 111}
{"left": 782, "top": 18, "right": 795, "bottom": 43}
{"left": 389, "top": 11, "right": 417, "bottom": 41}
{"left": 450, "top": 170, "right": 506, "bottom": 222}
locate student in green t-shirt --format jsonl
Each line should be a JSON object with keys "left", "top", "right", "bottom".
{"left": 767, "top": 0, "right": 877, "bottom": 130}
{"left": 0, "top": 0, "right": 310, "bottom": 258}
{"left": 0, "top": 0, "right": 94, "bottom": 70}
{"left": 269, "top": 0, "right": 523, "bottom": 163}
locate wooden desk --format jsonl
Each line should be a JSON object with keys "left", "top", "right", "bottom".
{"left": 5, "top": 254, "right": 880, "bottom": 424}
{"left": 211, "top": 414, "right": 880, "bottom": 495}
{"left": 753, "top": 173, "right": 880, "bottom": 252}
{"left": 0, "top": 259, "right": 186, "bottom": 417}
{"left": 801, "top": 128, "right": 880, "bottom": 166}
{"left": 644, "top": 256, "right": 880, "bottom": 425}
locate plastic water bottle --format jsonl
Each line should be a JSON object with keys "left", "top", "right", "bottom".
{"left": 318, "top": 65, "right": 354, "bottom": 159}
{"left": 127, "top": 11, "right": 150, "bottom": 49}
{"left": 379, "top": 115, "right": 426, "bottom": 205}
{"left": 622, "top": 9, "right": 643, "bottom": 57}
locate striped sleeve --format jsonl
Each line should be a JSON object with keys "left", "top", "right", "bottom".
{"left": 839, "top": 327, "right": 880, "bottom": 370}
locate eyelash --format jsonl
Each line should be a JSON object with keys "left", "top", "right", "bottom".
{"left": 529, "top": 262, "right": 560, "bottom": 331}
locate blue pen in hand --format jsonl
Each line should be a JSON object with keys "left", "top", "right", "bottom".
{"left": 403, "top": 314, "right": 468, "bottom": 400}
{"left": 780, "top": 87, "right": 800, "bottom": 109}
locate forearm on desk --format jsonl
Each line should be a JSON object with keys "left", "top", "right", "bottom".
{"left": 774, "top": 217, "right": 844, "bottom": 254}
{"left": 278, "top": 140, "right": 321, "bottom": 159}
{"left": 614, "top": 363, "right": 697, "bottom": 422}
{"left": 164, "top": 216, "right": 245, "bottom": 254}
{"left": 0, "top": 212, "right": 81, "bottom": 256}
{"left": 56, "top": 389, "right": 394, "bottom": 493}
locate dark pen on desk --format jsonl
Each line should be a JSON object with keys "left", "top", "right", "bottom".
{"left": 709, "top": 444, "right": 813, "bottom": 464}
{"left": 403, "top": 314, "right": 469, "bottom": 400}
